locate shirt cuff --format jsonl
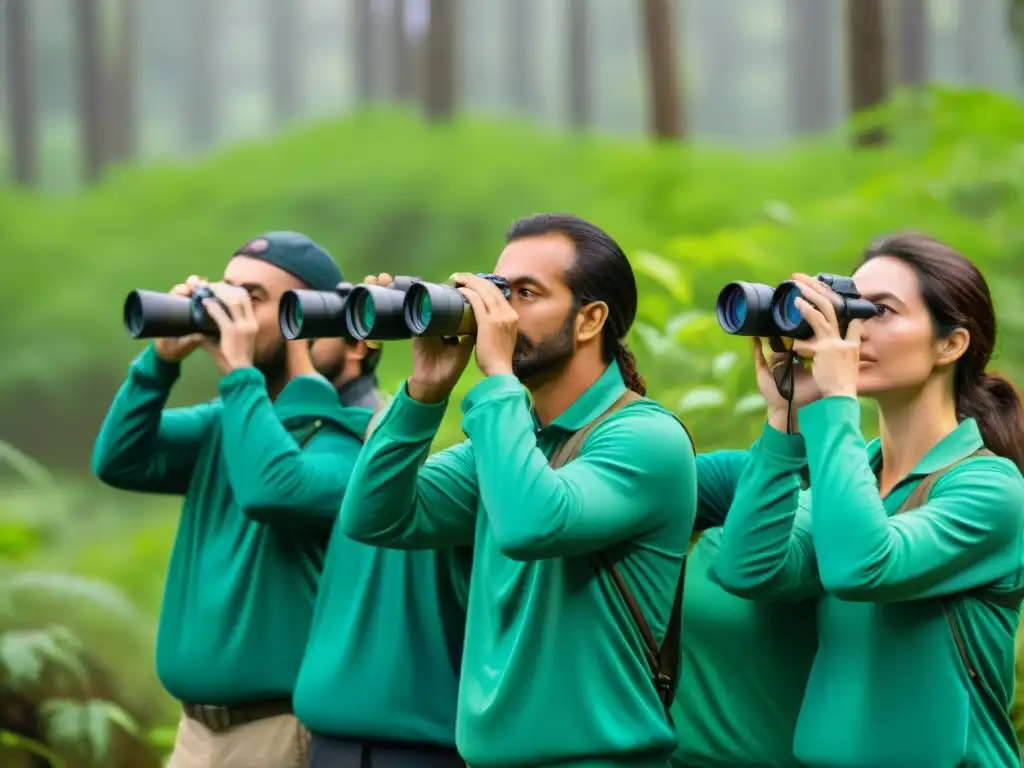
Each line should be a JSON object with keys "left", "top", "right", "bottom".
{"left": 377, "top": 380, "right": 449, "bottom": 441}
{"left": 799, "top": 396, "right": 860, "bottom": 451}
{"left": 460, "top": 374, "right": 524, "bottom": 415}
{"left": 130, "top": 343, "right": 183, "bottom": 386}
{"left": 759, "top": 421, "right": 808, "bottom": 465}
{"left": 217, "top": 367, "right": 265, "bottom": 397}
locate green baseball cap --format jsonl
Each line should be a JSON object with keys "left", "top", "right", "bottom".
{"left": 233, "top": 231, "right": 343, "bottom": 291}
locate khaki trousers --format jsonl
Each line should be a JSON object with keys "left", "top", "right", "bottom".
{"left": 167, "top": 712, "right": 309, "bottom": 768}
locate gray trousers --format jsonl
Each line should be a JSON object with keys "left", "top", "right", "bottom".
{"left": 307, "top": 733, "right": 464, "bottom": 768}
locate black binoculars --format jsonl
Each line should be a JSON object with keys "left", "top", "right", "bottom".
{"left": 278, "top": 273, "right": 513, "bottom": 342}
{"left": 123, "top": 284, "right": 227, "bottom": 339}
{"left": 716, "top": 273, "right": 879, "bottom": 341}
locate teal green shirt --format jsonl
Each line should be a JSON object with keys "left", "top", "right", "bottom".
{"left": 670, "top": 452, "right": 815, "bottom": 768}
{"left": 92, "top": 344, "right": 367, "bottom": 704}
{"left": 715, "top": 396, "right": 1024, "bottom": 768}
{"left": 293, "top": 525, "right": 471, "bottom": 745}
{"left": 340, "top": 362, "right": 696, "bottom": 768}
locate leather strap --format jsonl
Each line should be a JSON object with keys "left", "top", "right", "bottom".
{"left": 182, "top": 698, "right": 292, "bottom": 734}
{"left": 895, "top": 447, "right": 1019, "bottom": 609}
{"left": 548, "top": 389, "right": 694, "bottom": 715}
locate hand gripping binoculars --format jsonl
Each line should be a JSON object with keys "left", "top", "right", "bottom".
{"left": 716, "top": 273, "right": 879, "bottom": 345}
{"left": 277, "top": 273, "right": 513, "bottom": 342}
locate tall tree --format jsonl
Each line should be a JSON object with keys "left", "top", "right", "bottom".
{"left": 787, "top": 0, "right": 835, "bottom": 135}
{"left": 185, "top": 0, "right": 216, "bottom": 150}
{"left": 73, "top": 0, "right": 106, "bottom": 182}
{"left": 640, "top": 0, "right": 683, "bottom": 139}
{"left": 566, "top": 0, "right": 589, "bottom": 128}
{"left": 269, "top": 0, "right": 302, "bottom": 124}
{"left": 353, "top": 0, "right": 375, "bottom": 102}
{"left": 107, "top": 0, "right": 138, "bottom": 163}
{"left": 423, "top": 0, "right": 456, "bottom": 120}
{"left": 3, "top": 0, "right": 38, "bottom": 185}
{"left": 506, "top": 0, "right": 536, "bottom": 113}
{"left": 894, "top": 0, "right": 928, "bottom": 86}
{"left": 391, "top": 0, "right": 415, "bottom": 101}
{"left": 847, "top": 0, "right": 888, "bottom": 147}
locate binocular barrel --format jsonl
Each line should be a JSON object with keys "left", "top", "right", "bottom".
{"left": 123, "top": 288, "right": 220, "bottom": 339}
{"left": 125, "top": 274, "right": 515, "bottom": 343}
{"left": 403, "top": 276, "right": 512, "bottom": 338}
{"left": 716, "top": 274, "right": 878, "bottom": 341}
{"left": 343, "top": 277, "right": 422, "bottom": 341}
{"left": 279, "top": 284, "right": 355, "bottom": 341}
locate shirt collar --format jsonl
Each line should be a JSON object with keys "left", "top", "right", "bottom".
{"left": 337, "top": 374, "right": 381, "bottom": 411}
{"left": 867, "top": 417, "right": 984, "bottom": 478}
{"left": 533, "top": 361, "right": 627, "bottom": 433}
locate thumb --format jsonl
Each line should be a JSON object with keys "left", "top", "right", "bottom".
{"left": 845, "top": 319, "right": 864, "bottom": 345}
{"left": 751, "top": 337, "right": 770, "bottom": 374}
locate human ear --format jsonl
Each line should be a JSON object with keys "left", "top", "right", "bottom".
{"left": 576, "top": 301, "right": 608, "bottom": 344}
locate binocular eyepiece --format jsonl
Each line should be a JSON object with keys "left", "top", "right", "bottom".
{"left": 123, "top": 284, "right": 225, "bottom": 339}
{"left": 716, "top": 273, "right": 879, "bottom": 340}
{"left": 276, "top": 273, "right": 512, "bottom": 342}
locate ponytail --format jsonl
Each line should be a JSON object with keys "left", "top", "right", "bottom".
{"left": 958, "top": 372, "right": 1024, "bottom": 472}
{"left": 613, "top": 341, "right": 646, "bottom": 396}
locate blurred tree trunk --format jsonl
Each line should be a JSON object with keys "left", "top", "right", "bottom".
{"left": 847, "top": 0, "right": 888, "bottom": 147}
{"left": 73, "top": 0, "right": 106, "bottom": 182}
{"left": 269, "top": 0, "right": 301, "bottom": 124}
{"left": 185, "top": 0, "right": 216, "bottom": 150}
{"left": 506, "top": 0, "right": 535, "bottom": 113}
{"left": 423, "top": 0, "right": 456, "bottom": 120}
{"left": 640, "top": 0, "right": 683, "bottom": 139}
{"left": 696, "top": 0, "right": 738, "bottom": 136}
{"left": 1010, "top": 0, "right": 1024, "bottom": 78}
{"left": 353, "top": 0, "right": 374, "bottom": 102}
{"left": 3, "top": 0, "right": 38, "bottom": 186}
{"left": 391, "top": 0, "right": 416, "bottom": 101}
{"left": 787, "top": 0, "right": 834, "bottom": 134}
{"left": 566, "top": 0, "right": 589, "bottom": 128}
{"left": 956, "top": 0, "right": 987, "bottom": 83}
{"left": 107, "top": 0, "right": 138, "bottom": 163}
{"left": 894, "top": 0, "right": 927, "bottom": 86}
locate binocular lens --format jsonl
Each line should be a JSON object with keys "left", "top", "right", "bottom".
{"left": 717, "top": 285, "right": 748, "bottom": 333}
{"left": 349, "top": 292, "right": 375, "bottom": 339}
{"left": 772, "top": 284, "right": 803, "bottom": 333}
{"left": 278, "top": 292, "right": 303, "bottom": 340}
{"left": 124, "top": 293, "right": 145, "bottom": 339}
{"left": 414, "top": 292, "right": 432, "bottom": 329}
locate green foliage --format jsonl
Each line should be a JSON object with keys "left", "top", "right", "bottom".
{"left": 3, "top": 88, "right": 1024, "bottom": 459}
{"left": 0, "top": 442, "right": 171, "bottom": 767}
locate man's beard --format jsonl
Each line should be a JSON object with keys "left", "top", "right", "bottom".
{"left": 254, "top": 338, "right": 288, "bottom": 381}
{"left": 511, "top": 310, "right": 576, "bottom": 382}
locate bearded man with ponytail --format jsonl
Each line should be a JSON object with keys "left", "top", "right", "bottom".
{"left": 714, "top": 231, "right": 1024, "bottom": 768}
{"left": 340, "top": 213, "right": 696, "bottom": 768}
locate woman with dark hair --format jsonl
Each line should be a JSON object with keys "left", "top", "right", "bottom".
{"left": 714, "top": 232, "right": 1024, "bottom": 768}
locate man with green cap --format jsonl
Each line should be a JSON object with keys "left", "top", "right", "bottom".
{"left": 92, "top": 232, "right": 372, "bottom": 767}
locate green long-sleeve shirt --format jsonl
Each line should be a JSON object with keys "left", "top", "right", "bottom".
{"left": 715, "top": 396, "right": 1024, "bottom": 768}
{"left": 669, "top": 451, "right": 815, "bottom": 768}
{"left": 92, "top": 344, "right": 367, "bottom": 704}
{"left": 340, "top": 362, "right": 696, "bottom": 768}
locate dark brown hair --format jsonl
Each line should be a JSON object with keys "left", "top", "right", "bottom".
{"left": 860, "top": 232, "right": 1024, "bottom": 470}
{"left": 506, "top": 213, "right": 646, "bottom": 395}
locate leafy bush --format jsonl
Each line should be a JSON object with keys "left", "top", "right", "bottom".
{"left": 0, "top": 443, "right": 172, "bottom": 767}
{"left": 5, "top": 87, "right": 1022, "bottom": 465}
